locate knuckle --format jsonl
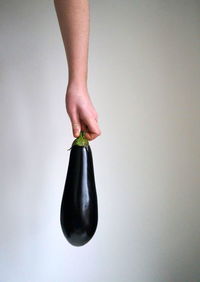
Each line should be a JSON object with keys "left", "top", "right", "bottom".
{"left": 66, "top": 103, "right": 76, "bottom": 115}
{"left": 72, "top": 122, "right": 80, "bottom": 129}
{"left": 67, "top": 109, "right": 75, "bottom": 117}
{"left": 66, "top": 106, "right": 72, "bottom": 115}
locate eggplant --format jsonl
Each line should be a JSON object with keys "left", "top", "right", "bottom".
{"left": 60, "top": 131, "right": 98, "bottom": 246}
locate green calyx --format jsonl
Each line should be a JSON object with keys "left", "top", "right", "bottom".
{"left": 72, "top": 131, "right": 89, "bottom": 147}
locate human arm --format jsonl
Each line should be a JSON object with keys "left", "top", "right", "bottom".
{"left": 54, "top": 0, "right": 101, "bottom": 140}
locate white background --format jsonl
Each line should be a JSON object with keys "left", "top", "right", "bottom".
{"left": 1, "top": 0, "right": 200, "bottom": 281}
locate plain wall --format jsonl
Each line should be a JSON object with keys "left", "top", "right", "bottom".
{"left": 0, "top": 0, "right": 200, "bottom": 281}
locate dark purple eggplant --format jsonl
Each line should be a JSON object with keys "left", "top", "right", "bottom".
{"left": 60, "top": 131, "right": 98, "bottom": 246}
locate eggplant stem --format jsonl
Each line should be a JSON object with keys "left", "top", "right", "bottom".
{"left": 69, "top": 131, "right": 89, "bottom": 148}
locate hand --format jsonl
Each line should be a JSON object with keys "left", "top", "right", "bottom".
{"left": 65, "top": 84, "right": 101, "bottom": 141}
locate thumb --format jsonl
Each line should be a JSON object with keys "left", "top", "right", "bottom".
{"left": 70, "top": 114, "right": 81, "bottom": 138}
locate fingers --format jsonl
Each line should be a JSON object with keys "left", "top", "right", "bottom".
{"left": 81, "top": 116, "right": 101, "bottom": 141}
{"left": 80, "top": 120, "right": 87, "bottom": 133}
{"left": 66, "top": 95, "right": 101, "bottom": 140}
{"left": 70, "top": 112, "right": 101, "bottom": 140}
{"left": 70, "top": 112, "right": 81, "bottom": 138}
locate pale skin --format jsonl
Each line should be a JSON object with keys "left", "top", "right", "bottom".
{"left": 54, "top": 0, "right": 101, "bottom": 141}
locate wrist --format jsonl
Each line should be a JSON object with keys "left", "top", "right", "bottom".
{"left": 67, "top": 80, "right": 88, "bottom": 93}
{"left": 68, "top": 68, "right": 88, "bottom": 88}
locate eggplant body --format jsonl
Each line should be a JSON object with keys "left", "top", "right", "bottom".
{"left": 60, "top": 145, "right": 98, "bottom": 246}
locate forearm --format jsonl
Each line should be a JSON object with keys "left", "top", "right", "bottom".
{"left": 54, "top": 0, "right": 89, "bottom": 88}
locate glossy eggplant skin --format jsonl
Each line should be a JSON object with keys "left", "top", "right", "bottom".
{"left": 60, "top": 144, "right": 98, "bottom": 246}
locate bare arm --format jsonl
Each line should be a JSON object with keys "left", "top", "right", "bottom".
{"left": 54, "top": 0, "right": 101, "bottom": 140}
